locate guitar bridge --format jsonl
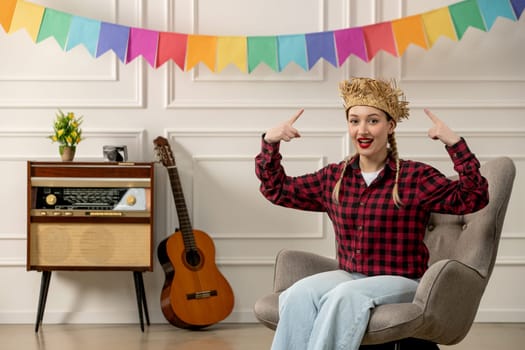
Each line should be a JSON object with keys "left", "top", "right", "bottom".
{"left": 187, "top": 290, "right": 218, "bottom": 300}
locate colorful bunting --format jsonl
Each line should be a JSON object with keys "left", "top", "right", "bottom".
{"left": 362, "top": 23, "right": 398, "bottom": 60}
{"left": 449, "top": 0, "right": 487, "bottom": 40}
{"left": 156, "top": 32, "right": 187, "bottom": 70}
{"left": 37, "top": 9, "right": 72, "bottom": 49}
{"left": 186, "top": 34, "right": 217, "bottom": 72}
{"left": 0, "top": 0, "right": 18, "bottom": 32}
{"left": 334, "top": 27, "right": 368, "bottom": 63}
{"left": 305, "top": 32, "right": 338, "bottom": 69}
{"left": 421, "top": 8, "right": 458, "bottom": 47}
{"left": 392, "top": 15, "right": 428, "bottom": 56}
{"left": 217, "top": 36, "right": 247, "bottom": 72}
{"left": 247, "top": 36, "right": 278, "bottom": 73}
{"left": 477, "top": 0, "right": 517, "bottom": 30}
{"left": 127, "top": 28, "right": 159, "bottom": 68}
{"left": 277, "top": 34, "right": 307, "bottom": 71}
{"left": 66, "top": 16, "right": 101, "bottom": 57}
{"left": 510, "top": 0, "right": 525, "bottom": 19}
{"left": 97, "top": 22, "right": 130, "bottom": 63}
{"left": 8, "top": 0, "right": 45, "bottom": 42}
{"left": 0, "top": 0, "right": 522, "bottom": 73}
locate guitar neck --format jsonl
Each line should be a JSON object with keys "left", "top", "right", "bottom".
{"left": 167, "top": 166, "right": 196, "bottom": 249}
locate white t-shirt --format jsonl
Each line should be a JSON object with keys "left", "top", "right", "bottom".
{"left": 362, "top": 168, "right": 383, "bottom": 186}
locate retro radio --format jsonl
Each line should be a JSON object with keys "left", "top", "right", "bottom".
{"left": 27, "top": 161, "right": 154, "bottom": 271}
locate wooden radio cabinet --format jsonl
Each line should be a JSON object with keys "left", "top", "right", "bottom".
{"left": 27, "top": 161, "right": 155, "bottom": 331}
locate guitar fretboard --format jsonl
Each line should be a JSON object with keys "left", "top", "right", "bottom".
{"left": 167, "top": 165, "right": 196, "bottom": 250}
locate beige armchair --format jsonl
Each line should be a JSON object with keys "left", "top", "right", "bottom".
{"left": 254, "top": 157, "right": 516, "bottom": 349}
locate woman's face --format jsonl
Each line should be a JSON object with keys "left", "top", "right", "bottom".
{"left": 347, "top": 105, "right": 396, "bottom": 159}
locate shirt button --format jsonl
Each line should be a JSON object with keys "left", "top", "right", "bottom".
{"left": 355, "top": 249, "right": 361, "bottom": 254}
{"left": 360, "top": 202, "right": 365, "bottom": 206}
{"left": 357, "top": 226, "right": 363, "bottom": 230}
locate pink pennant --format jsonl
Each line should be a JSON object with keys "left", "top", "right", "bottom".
{"left": 334, "top": 27, "right": 368, "bottom": 63}
{"left": 126, "top": 27, "right": 159, "bottom": 67}
{"left": 362, "top": 22, "right": 398, "bottom": 60}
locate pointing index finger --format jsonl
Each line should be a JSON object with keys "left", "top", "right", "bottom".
{"left": 289, "top": 109, "right": 304, "bottom": 125}
{"left": 424, "top": 108, "right": 440, "bottom": 124}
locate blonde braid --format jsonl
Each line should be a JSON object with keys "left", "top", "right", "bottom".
{"left": 388, "top": 132, "right": 403, "bottom": 207}
{"left": 331, "top": 157, "right": 350, "bottom": 205}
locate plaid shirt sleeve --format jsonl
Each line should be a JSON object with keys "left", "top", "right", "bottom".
{"left": 255, "top": 136, "right": 329, "bottom": 212}
{"left": 415, "top": 138, "right": 489, "bottom": 214}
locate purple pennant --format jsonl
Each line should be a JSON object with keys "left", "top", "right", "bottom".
{"left": 96, "top": 22, "right": 130, "bottom": 62}
{"left": 305, "top": 32, "right": 338, "bottom": 69}
{"left": 511, "top": 0, "right": 525, "bottom": 18}
{"left": 126, "top": 27, "right": 160, "bottom": 67}
{"left": 334, "top": 27, "right": 368, "bottom": 63}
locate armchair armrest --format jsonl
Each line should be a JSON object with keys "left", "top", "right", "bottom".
{"left": 273, "top": 249, "right": 338, "bottom": 292}
{"left": 413, "top": 259, "right": 486, "bottom": 345}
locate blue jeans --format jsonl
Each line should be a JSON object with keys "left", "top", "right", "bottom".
{"left": 271, "top": 270, "right": 419, "bottom": 350}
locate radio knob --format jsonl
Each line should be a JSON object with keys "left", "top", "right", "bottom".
{"left": 126, "top": 195, "right": 137, "bottom": 206}
{"left": 45, "top": 194, "right": 57, "bottom": 206}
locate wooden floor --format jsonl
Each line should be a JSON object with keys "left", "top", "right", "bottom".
{"left": 0, "top": 323, "right": 523, "bottom": 350}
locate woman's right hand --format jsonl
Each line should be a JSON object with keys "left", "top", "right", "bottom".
{"left": 264, "top": 109, "right": 304, "bottom": 143}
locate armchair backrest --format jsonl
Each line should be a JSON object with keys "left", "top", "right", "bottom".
{"left": 424, "top": 157, "right": 516, "bottom": 279}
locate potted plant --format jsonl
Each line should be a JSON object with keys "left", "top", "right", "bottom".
{"left": 48, "top": 109, "right": 83, "bottom": 161}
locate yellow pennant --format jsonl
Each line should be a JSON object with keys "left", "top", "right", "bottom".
{"left": 8, "top": 1, "right": 46, "bottom": 42}
{"left": 217, "top": 36, "right": 247, "bottom": 73}
{"left": 421, "top": 7, "right": 457, "bottom": 47}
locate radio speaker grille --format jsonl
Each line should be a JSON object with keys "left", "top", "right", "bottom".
{"left": 29, "top": 223, "right": 151, "bottom": 268}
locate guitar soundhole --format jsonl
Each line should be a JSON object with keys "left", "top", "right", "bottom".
{"left": 185, "top": 248, "right": 202, "bottom": 268}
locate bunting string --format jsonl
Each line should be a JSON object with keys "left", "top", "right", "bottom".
{"left": 1, "top": 0, "right": 523, "bottom": 73}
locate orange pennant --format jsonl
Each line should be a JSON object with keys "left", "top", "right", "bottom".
{"left": 392, "top": 15, "right": 428, "bottom": 56}
{"left": 0, "top": 0, "right": 18, "bottom": 32}
{"left": 185, "top": 34, "right": 218, "bottom": 72}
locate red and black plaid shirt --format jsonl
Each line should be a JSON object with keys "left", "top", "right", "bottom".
{"left": 255, "top": 137, "right": 488, "bottom": 278}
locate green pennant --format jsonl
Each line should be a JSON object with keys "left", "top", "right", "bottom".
{"left": 37, "top": 8, "right": 73, "bottom": 49}
{"left": 448, "top": 0, "right": 487, "bottom": 40}
{"left": 247, "top": 36, "right": 278, "bottom": 73}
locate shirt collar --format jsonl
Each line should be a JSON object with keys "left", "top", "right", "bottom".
{"left": 347, "top": 153, "right": 397, "bottom": 172}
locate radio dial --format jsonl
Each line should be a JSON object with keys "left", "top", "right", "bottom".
{"left": 46, "top": 194, "right": 57, "bottom": 206}
{"left": 126, "top": 195, "right": 137, "bottom": 206}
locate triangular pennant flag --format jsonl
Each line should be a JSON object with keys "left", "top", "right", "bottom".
{"left": 421, "top": 7, "right": 457, "bottom": 47}
{"left": 510, "top": 0, "right": 525, "bottom": 19}
{"left": 96, "top": 22, "right": 130, "bottom": 63}
{"left": 449, "top": 0, "right": 486, "bottom": 40}
{"left": 334, "top": 27, "right": 368, "bottom": 64}
{"left": 305, "top": 32, "right": 337, "bottom": 69}
{"left": 217, "top": 36, "right": 247, "bottom": 72}
{"left": 66, "top": 16, "right": 101, "bottom": 57}
{"left": 476, "top": 0, "right": 517, "bottom": 30}
{"left": 126, "top": 27, "right": 159, "bottom": 67}
{"left": 37, "top": 9, "right": 72, "bottom": 49}
{"left": 0, "top": 0, "right": 18, "bottom": 32}
{"left": 362, "top": 22, "right": 398, "bottom": 60}
{"left": 156, "top": 32, "right": 187, "bottom": 70}
{"left": 186, "top": 34, "right": 218, "bottom": 72}
{"left": 247, "top": 36, "right": 278, "bottom": 73}
{"left": 8, "top": 0, "right": 45, "bottom": 42}
{"left": 277, "top": 34, "right": 307, "bottom": 71}
{"left": 392, "top": 15, "right": 428, "bottom": 56}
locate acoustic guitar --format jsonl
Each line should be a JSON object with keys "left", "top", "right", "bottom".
{"left": 154, "top": 136, "right": 234, "bottom": 329}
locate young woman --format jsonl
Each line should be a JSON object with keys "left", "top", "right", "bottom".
{"left": 255, "top": 77, "right": 489, "bottom": 350}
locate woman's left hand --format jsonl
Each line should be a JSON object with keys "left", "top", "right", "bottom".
{"left": 425, "top": 108, "right": 461, "bottom": 147}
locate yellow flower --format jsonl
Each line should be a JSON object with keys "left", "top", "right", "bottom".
{"left": 48, "top": 109, "right": 84, "bottom": 147}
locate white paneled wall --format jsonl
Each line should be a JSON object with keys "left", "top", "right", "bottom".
{"left": 0, "top": 0, "right": 524, "bottom": 325}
